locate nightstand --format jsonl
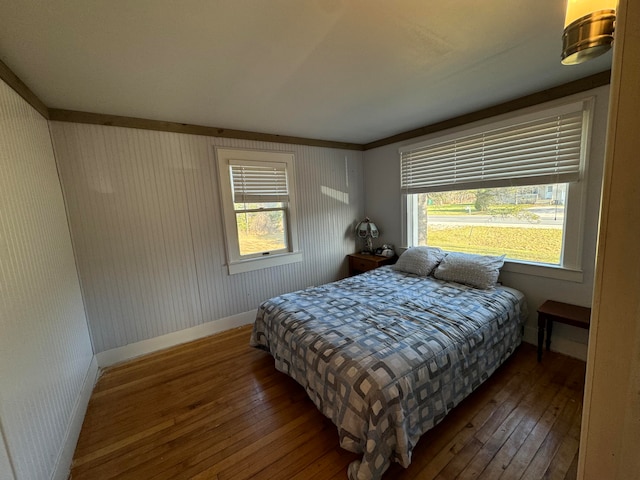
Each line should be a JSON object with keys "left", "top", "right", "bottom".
{"left": 347, "top": 253, "right": 396, "bottom": 276}
{"left": 537, "top": 300, "right": 591, "bottom": 361}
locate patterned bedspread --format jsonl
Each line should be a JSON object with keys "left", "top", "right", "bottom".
{"left": 250, "top": 266, "right": 526, "bottom": 480}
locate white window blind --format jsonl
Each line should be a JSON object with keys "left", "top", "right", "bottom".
{"left": 400, "top": 104, "right": 587, "bottom": 194}
{"left": 229, "top": 160, "right": 289, "bottom": 203}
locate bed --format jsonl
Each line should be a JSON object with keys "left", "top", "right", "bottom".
{"left": 250, "top": 254, "right": 526, "bottom": 480}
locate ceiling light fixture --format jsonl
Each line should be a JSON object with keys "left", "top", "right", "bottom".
{"left": 561, "top": 0, "right": 616, "bottom": 65}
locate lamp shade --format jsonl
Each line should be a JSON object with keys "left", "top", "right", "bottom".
{"left": 355, "top": 217, "right": 379, "bottom": 239}
{"left": 562, "top": 0, "right": 616, "bottom": 65}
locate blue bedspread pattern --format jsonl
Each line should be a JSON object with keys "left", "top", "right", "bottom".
{"left": 250, "top": 266, "right": 525, "bottom": 480}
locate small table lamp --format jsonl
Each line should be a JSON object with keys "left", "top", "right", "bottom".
{"left": 355, "top": 217, "right": 379, "bottom": 254}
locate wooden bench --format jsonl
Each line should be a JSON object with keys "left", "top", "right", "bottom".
{"left": 537, "top": 300, "right": 591, "bottom": 361}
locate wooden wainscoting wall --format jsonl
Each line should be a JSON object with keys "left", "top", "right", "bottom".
{"left": 71, "top": 326, "right": 585, "bottom": 480}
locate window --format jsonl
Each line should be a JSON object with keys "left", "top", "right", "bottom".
{"left": 409, "top": 185, "right": 568, "bottom": 264}
{"left": 401, "top": 99, "right": 593, "bottom": 278}
{"left": 216, "top": 148, "right": 301, "bottom": 274}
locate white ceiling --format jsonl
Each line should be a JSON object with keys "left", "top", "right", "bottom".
{"left": 0, "top": 0, "right": 612, "bottom": 144}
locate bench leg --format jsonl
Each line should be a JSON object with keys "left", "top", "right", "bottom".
{"left": 546, "top": 319, "right": 553, "bottom": 352}
{"left": 537, "top": 316, "right": 545, "bottom": 361}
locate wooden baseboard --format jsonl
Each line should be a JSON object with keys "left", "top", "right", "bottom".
{"left": 95, "top": 310, "right": 257, "bottom": 368}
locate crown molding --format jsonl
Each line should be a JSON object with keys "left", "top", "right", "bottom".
{"left": 0, "top": 58, "right": 610, "bottom": 151}
{"left": 0, "top": 58, "right": 49, "bottom": 119}
{"left": 363, "top": 70, "right": 611, "bottom": 150}
{"left": 47, "top": 109, "right": 365, "bottom": 151}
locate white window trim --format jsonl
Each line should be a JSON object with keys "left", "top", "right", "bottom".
{"left": 400, "top": 97, "right": 595, "bottom": 282}
{"left": 501, "top": 260, "right": 584, "bottom": 283}
{"left": 216, "top": 147, "right": 302, "bottom": 275}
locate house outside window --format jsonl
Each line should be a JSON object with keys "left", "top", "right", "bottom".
{"left": 216, "top": 147, "right": 302, "bottom": 274}
{"left": 401, "top": 99, "right": 593, "bottom": 276}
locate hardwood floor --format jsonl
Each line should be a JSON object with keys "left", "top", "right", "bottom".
{"left": 70, "top": 325, "right": 585, "bottom": 480}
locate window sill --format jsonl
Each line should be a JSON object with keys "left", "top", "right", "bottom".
{"left": 227, "top": 251, "right": 303, "bottom": 275}
{"left": 501, "top": 260, "right": 584, "bottom": 283}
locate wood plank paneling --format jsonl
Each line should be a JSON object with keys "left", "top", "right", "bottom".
{"left": 50, "top": 123, "right": 364, "bottom": 352}
{"left": 0, "top": 79, "right": 93, "bottom": 479}
{"left": 51, "top": 124, "right": 203, "bottom": 352}
{"left": 71, "top": 327, "right": 586, "bottom": 479}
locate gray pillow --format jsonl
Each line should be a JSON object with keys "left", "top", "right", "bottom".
{"left": 433, "top": 252, "right": 505, "bottom": 289}
{"left": 392, "top": 247, "right": 445, "bottom": 276}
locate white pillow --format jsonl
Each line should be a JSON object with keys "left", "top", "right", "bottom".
{"left": 392, "top": 247, "right": 445, "bottom": 276}
{"left": 433, "top": 252, "right": 505, "bottom": 289}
